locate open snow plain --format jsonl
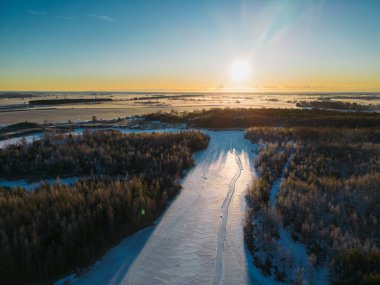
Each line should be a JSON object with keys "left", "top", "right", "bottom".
{"left": 58, "top": 131, "right": 262, "bottom": 285}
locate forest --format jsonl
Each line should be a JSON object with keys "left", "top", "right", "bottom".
{"left": 296, "top": 100, "right": 374, "bottom": 111}
{"left": 0, "top": 130, "right": 209, "bottom": 284}
{"left": 244, "top": 126, "right": 380, "bottom": 284}
{"left": 0, "top": 129, "right": 209, "bottom": 180}
{"left": 29, "top": 98, "right": 112, "bottom": 105}
{"left": 143, "top": 108, "right": 380, "bottom": 128}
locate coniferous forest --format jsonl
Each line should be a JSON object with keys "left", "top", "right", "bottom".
{"left": 0, "top": 130, "right": 209, "bottom": 284}
{"left": 244, "top": 126, "right": 380, "bottom": 284}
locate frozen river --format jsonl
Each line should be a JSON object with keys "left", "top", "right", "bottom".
{"left": 123, "top": 131, "right": 256, "bottom": 285}
{"left": 55, "top": 131, "right": 263, "bottom": 285}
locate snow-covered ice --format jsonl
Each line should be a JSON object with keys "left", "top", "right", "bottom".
{"left": 55, "top": 226, "right": 155, "bottom": 285}
{"left": 0, "top": 177, "right": 79, "bottom": 191}
{"left": 269, "top": 156, "right": 292, "bottom": 208}
{"left": 0, "top": 133, "right": 43, "bottom": 149}
{"left": 122, "top": 131, "right": 256, "bottom": 285}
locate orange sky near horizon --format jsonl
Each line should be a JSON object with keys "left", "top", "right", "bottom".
{"left": 1, "top": 74, "right": 380, "bottom": 92}
{"left": 1, "top": 1, "right": 380, "bottom": 92}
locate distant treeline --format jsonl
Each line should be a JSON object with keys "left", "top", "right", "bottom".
{"left": 0, "top": 93, "right": 37, "bottom": 99}
{"left": 126, "top": 94, "right": 203, "bottom": 101}
{"left": 296, "top": 100, "right": 375, "bottom": 111}
{"left": 244, "top": 126, "right": 380, "bottom": 284}
{"left": 1, "top": 122, "right": 41, "bottom": 133}
{"left": 0, "top": 130, "right": 209, "bottom": 284}
{"left": 29, "top": 98, "right": 113, "bottom": 105}
{"left": 245, "top": 126, "right": 380, "bottom": 144}
{"left": 143, "top": 108, "right": 380, "bottom": 128}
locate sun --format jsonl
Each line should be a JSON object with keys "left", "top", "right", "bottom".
{"left": 229, "top": 59, "right": 252, "bottom": 82}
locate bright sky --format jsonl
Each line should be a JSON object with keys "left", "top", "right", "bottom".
{"left": 0, "top": 0, "right": 380, "bottom": 91}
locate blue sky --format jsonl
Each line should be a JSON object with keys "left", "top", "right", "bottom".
{"left": 0, "top": 0, "right": 380, "bottom": 91}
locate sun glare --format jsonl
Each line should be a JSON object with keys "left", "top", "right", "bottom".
{"left": 229, "top": 59, "right": 252, "bottom": 82}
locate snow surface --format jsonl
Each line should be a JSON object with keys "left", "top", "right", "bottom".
{"left": 0, "top": 133, "right": 43, "bottom": 149}
{"left": 55, "top": 226, "right": 155, "bottom": 285}
{"left": 0, "top": 177, "right": 79, "bottom": 191}
{"left": 269, "top": 156, "right": 292, "bottom": 207}
{"left": 0, "top": 179, "right": 37, "bottom": 190}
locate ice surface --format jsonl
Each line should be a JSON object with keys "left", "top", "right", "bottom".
{"left": 0, "top": 133, "right": 43, "bottom": 149}
{"left": 55, "top": 227, "right": 155, "bottom": 285}
{"left": 0, "top": 177, "right": 79, "bottom": 191}
{"left": 122, "top": 131, "right": 257, "bottom": 285}
{"left": 269, "top": 156, "right": 292, "bottom": 208}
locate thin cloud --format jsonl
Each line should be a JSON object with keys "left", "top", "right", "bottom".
{"left": 90, "top": 14, "right": 116, "bottom": 22}
{"left": 27, "top": 10, "right": 46, "bottom": 16}
{"left": 55, "top": 15, "right": 75, "bottom": 20}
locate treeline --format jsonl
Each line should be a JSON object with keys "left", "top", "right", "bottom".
{"left": 0, "top": 129, "right": 209, "bottom": 180}
{"left": 0, "top": 122, "right": 45, "bottom": 141}
{"left": 245, "top": 126, "right": 380, "bottom": 144}
{"left": 0, "top": 92, "right": 36, "bottom": 99}
{"left": 29, "top": 98, "right": 112, "bottom": 105}
{"left": 1, "top": 122, "right": 41, "bottom": 133}
{"left": 127, "top": 94, "right": 202, "bottom": 101}
{"left": 296, "top": 100, "right": 374, "bottom": 111}
{"left": 143, "top": 108, "right": 380, "bottom": 128}
{"left": 0, "top": 130, "right": 209, "bottom": 284}
{"left": 244, "top": 126, "right": 380, "bottom": 284}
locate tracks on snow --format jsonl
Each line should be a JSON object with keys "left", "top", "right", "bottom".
{"left": 214, "top": 148, "right": 243, "bottom": 285}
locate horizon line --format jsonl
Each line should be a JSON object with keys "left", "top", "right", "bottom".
{"left": 1, "top": 89, "right": 380, "bottom": 94}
